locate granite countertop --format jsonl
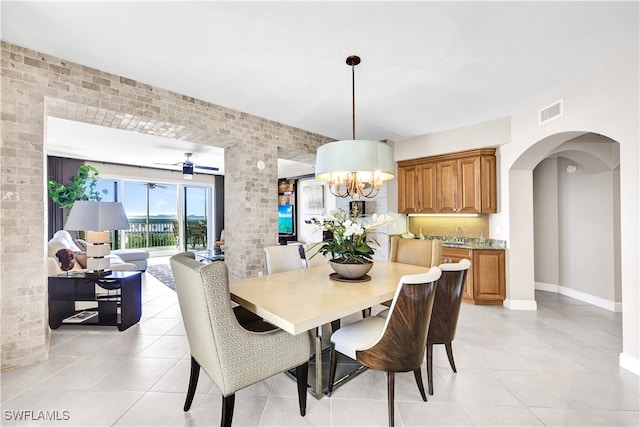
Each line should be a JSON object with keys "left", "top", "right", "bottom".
{"left": 441, "top": 241, "right": 505, "bottom": 250}
{"left": 393, "top": 234, "right": 507, "bottom": 250}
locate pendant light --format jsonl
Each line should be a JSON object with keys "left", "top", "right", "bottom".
{"left": 315, "top": 55, "right": 395, "bottom": 200}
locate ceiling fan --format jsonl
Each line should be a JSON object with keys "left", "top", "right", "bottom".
{"left": 155, "top": 152, "right": 219, "bottom": 179}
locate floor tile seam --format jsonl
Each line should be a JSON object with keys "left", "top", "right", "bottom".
{"left": 109, "top": 388, "right": 154, "bottom": 427}
{"left": 487, "top": 367, "right": 551, "bottom": 413}
{"left": 4, "top": 357, "right": 77, "bottom": 386}
{"left": 326, "top": 396, "right": 388, "bottom": 402}
{"left": 460, "top": 402, "right": 548, "bottom": 427}
{"left": 114, "top": 357, "right": 182, "bottom": 396}
{"left": 257, "top": 371, "right": 280, "bottom": 426}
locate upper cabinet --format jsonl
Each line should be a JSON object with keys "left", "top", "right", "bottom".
{"left": 398, "top": 149, "right": 497, "bottom": 214}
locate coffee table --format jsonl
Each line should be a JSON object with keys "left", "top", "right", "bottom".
{"left": 194, "top": 248, "right": 224, "bottom": 262}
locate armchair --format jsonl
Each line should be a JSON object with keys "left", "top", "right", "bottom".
{"left": 170, "top": 252, "right": 311, "bottom": 426}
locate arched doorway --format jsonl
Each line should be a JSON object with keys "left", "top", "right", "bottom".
{"left": 507, "top": 131, "right": 621, "bottom": 311}
{"left": 532, "top": 133, "right": 620, "bottom": 310}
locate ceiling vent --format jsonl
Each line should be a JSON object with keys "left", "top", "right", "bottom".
{"left": 539, "top": 100, "right": 563, "bottom": 124}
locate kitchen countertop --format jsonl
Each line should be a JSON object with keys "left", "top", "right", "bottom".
{"left": 392, "top": 234, "right": 507, "bottom": 250}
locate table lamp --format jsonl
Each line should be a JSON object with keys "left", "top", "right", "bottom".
{"left": 64, "top": 201, "right": 130, "bottom": 274}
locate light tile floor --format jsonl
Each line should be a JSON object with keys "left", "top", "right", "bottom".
{"left": 1, "top": 257, "right": 638, "bottom": 426}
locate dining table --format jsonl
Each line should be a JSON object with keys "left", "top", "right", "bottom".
{"left": 229, "top": 260, "right": 432, "bottom": 399}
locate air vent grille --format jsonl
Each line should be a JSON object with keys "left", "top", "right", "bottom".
{"left": 539, "top": 100, "right": 563, "bottom": 124}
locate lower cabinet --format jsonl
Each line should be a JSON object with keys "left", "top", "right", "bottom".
{"left": 442, "top": 247, "right": 505, "bottom": 305}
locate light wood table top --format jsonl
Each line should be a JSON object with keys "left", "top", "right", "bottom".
{"left": 229, "top": 260, "right": 431, "bottom": 335}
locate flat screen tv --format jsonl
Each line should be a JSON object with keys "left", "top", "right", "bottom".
{"left": 278, "top": 204, "right": 294, "bottom": 235}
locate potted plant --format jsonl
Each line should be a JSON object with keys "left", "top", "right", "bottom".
{"left": 47, "top": 165, "right": 107, "bottom": 209}
{"left": 312, "top": 209, "right": 392, "bottom": 279}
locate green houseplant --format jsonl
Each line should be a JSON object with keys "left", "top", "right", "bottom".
{"left": 312, "top": 209, "right": 392, "bottom": 279}
{"left": 47, "top": 165, "right": 107, "bottom": 209}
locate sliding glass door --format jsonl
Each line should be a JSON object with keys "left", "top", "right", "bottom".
{"left": 183, "top": 186, "right": 208, "bottom": 250}
{"left": 97, "top": 178, "right": 214, "bottom": 254}
{"left": 123, "top": 182, "right": 178, "bottom": 253}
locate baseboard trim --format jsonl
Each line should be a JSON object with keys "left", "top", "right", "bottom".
{"left": 535, "top": 282, "right": 621, "bottom": 312}
{"left": 620, "top": 353, "right": 640, "bottom": 376}
{"left": 503, "top": 298, "right": 538, "bottom": 310}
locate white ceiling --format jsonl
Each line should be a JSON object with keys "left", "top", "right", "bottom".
{"left": 2, "top": 1, "right": 639, "bottom": 178}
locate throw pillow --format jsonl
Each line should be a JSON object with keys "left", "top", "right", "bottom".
{"left": 55, "top": 248, "right": 76, "bottom": 272}
{"left": 75, "top": 238, "right": 88, "bottom": 252}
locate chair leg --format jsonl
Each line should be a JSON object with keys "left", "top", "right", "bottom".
{"left": 427, "top": 343, "right": 434, "bottom": 395}
{"left": 387, "top": 371, "right": 395, "bottom": 427}
{"left": 413, "top": 368, "right": 427, "bottom": 402}
{"left": 295, "top": 362, "right": 309, "bottom": 416}
{"left": 184, "top": 356, "right": 201, "bottom": 411}
{"left": 221, "top": 394, "right": 235, "bottom": 427}
{"left": 327, "top": 342, "right": 338, "bottom": 396}
{"left": 445, "top": 342, "right": 457, "bottom": 372}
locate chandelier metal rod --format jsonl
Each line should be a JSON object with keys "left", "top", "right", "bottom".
{"left": 351, "top": 60, "right": 356, "bottom": 140}
{"left": 346, "top": 55, "right": 361, "bottom": 140}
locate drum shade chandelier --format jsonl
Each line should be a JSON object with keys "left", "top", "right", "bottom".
{"left": 315, "top": 55, "right": 395, "bottom": 199}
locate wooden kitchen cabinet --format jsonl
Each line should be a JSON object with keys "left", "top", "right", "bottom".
{"left": 398, "top": 149, "right": 496, "bottom": 214}
{"left": 442, "top": 246, "right": 505, "bottom": 305}
{"left": 397, "top": 162, "right": 437, "bottom": 213}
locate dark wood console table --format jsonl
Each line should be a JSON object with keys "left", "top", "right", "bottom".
{"left": 48, "top": 270, "right": 142, "bottom": 331}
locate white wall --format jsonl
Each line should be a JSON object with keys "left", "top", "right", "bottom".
{"left": 397, "top": 117, "right": 511, "bottom": 161}
{"left": 558, "top": 157, "right": 617, "bottom": 302}
{"left": 533, "top": 157, "right": 560, "bottom": 285}
{"left": 533, "top": 154, "right": 620, "bottom": 307}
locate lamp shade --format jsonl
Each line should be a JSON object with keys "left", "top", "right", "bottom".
{"left": 315, "top": 140, "right": 394, "bottom": 180}
{"left": 376, "top": 141, "right": 396, "bottom": 178}
{"left": 64, "top": 201, "right": 130, "bottom": 231}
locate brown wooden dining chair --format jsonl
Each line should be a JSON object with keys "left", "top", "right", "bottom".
{"left": 376, "top": 258, "right": 471, "bottom": 397}
{"left": 327, "top": 267, "right": 442, "bottom": 427}
{"left": 425, "top": 258, "right": 470, "bottom": 395}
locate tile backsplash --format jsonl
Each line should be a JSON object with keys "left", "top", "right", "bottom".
{"left": 407, "top": 215, "right": 489, "bottom": 239}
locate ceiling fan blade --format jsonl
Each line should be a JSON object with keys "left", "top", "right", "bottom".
{"left": 194, "top": 165, "right": 219, "bottom": 171}
{"left": 154, "top": 161, "right": 183, "bottom": 167}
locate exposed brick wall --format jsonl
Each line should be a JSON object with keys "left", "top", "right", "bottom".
{"left": 0, "top": 41, "right": 332, "bottom": 370}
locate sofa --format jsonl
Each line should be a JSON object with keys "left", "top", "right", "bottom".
{"left": 47, "top": 230, "right": 147, "bottom": 275}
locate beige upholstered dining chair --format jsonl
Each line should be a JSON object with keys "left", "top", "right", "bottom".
{"left": 389, "top": 236, "right": 442, "bottom": 267}
{"left": 303, "top": 243, "right": 331, "bottom": 268}
{"left": 327, "top": 267, "right": 442, "bottom": 427}
{"left": 264, "top": 244, "right": 340, "bottom": 332}
{"left": 263, "top": 244, "right": 306, "bottom": 274}
{"left": 376, "top": 236, "right": 443, "bottom": 310}
{"left": 170, "top": 252, "right": 311, "bottom": 427}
